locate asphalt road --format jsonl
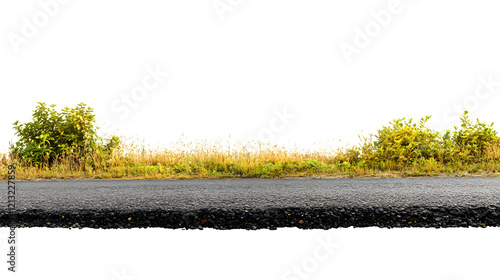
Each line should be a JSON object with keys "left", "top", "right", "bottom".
{"left": 1, "top": 177, "right": 500, "bottom": 229}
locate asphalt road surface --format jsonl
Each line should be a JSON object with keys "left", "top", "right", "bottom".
{"left": 1, "top": 177, "right": 500, "bottom": 229}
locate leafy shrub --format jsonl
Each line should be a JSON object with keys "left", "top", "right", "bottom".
{"left": 361, "top": 111, "right": 500, "bottom": 165}
{"left": 367, "top": 115, "right": 442, "bottom": 163}
{"left": 451, "top": 111, "right": 499, "bottom": 159}
{"left": 10, "top": 102, "right": 119, "bottom": 165}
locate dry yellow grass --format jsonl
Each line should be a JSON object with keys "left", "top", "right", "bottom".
{"left": 485, "top": 141, "right": 500, "bottom": 161}
{"left": 2, "top": 135, "right": 500, "bottom": 180}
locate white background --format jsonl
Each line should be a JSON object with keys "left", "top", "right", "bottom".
{"left": 2, "top": 0, "right": 500, "bottom": 152}
{"left": 1, "top": 0, "right": 500, "bottom": 279}
{"left": 0, "top": 227, "right": 499, "bottom": 280}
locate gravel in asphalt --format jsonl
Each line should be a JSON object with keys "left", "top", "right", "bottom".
{"left": 1, "top": 177, "right": 499, "bottom": 229}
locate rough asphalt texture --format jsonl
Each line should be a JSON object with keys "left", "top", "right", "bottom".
{"left": 1, "top": 177, "right": 500, "bottom": 229}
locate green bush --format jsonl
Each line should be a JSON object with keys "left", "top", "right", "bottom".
{"left": 368, "top": 115, "right": 442, "bottom": 163}
{"left": 361, "top": 111, "right": 499, "bottom": 165}
{"left": 10, "top": 102, "right": 119, "bottom": 165}
{"left": 451, "top": 111, "right": 499, "bottom": 159}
